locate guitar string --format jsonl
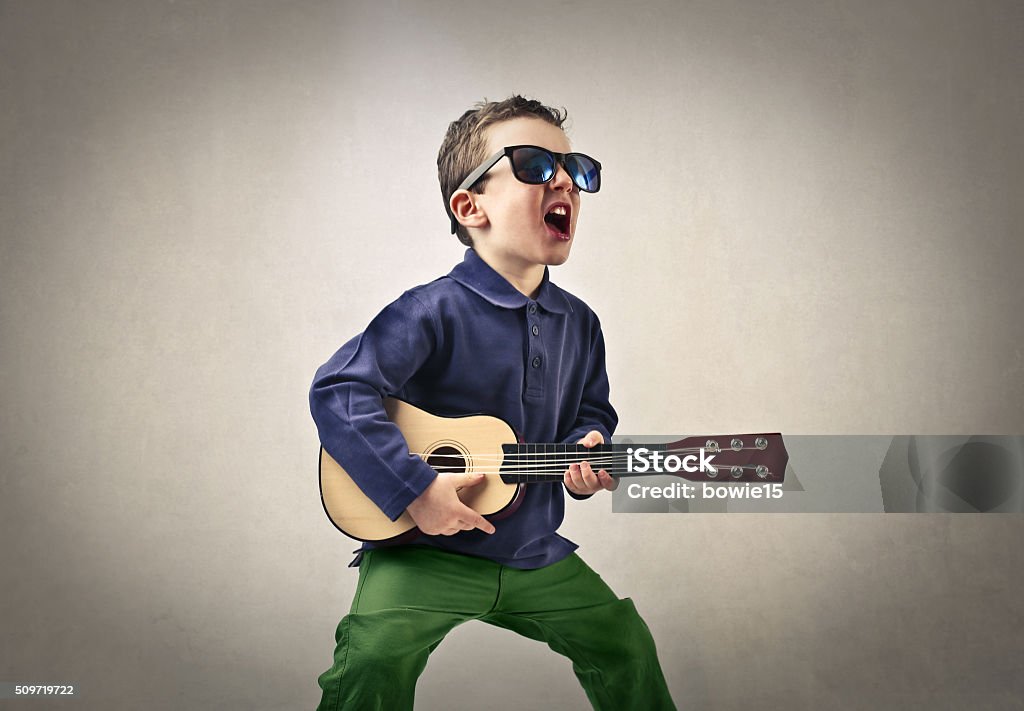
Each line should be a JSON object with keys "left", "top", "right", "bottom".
{"left": 331, "top": 446, "right": 780, "bottom": 479}
{"left": 401, "top": 453, "right": 776, "bottom": 478}
{"left": 406, "top": 444, "right": 767, "bottom": 460}
{"left": 403, "top": 464, "right": 755, "bottom": 476}
{"left": 402, "top": 463, "right": 776, "bottom": 476}
{"left": 405, "top": 445, "right": 772, "bottom": 469}
{"left": 390, "top": 465, "right": 777, "bottom": 479}
{"left": 403, "top": 465, "right": 770, "bottom": 475}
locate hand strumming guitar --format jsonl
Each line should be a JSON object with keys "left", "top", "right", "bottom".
{"left": 406, "top": 472, "right": 497, "bottom": 536}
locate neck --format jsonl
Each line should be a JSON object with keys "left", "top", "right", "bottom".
{"left": 503, "top": 265, "right": 545, "bottom": 299}
{"left": 473, "top": 246, "right": 545, "bottom": 298}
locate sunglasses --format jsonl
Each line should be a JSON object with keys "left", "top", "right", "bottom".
{"left": 451, "top": 145, "right": 602, "bottom": 233}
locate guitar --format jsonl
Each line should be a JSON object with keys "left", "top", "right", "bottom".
{"left": 319, "top": 398, "right": 789, "bottom": 542}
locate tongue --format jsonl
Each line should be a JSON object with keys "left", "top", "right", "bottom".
{"left": 545, "top": 212, "right": 567, "bottom": 233}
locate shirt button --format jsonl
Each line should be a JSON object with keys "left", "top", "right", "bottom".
{"left": 531, "top": 356, "right": 542, "bottom": 368}
{"left": 528, "top": 303, "right": 538, "bottom": 315}
{"left": 531, "top": 324, "right": 540, "bottom": 336}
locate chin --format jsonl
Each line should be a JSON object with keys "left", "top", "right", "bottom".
{"left": 544, "top": 247, "right": 572, "bottom": 266}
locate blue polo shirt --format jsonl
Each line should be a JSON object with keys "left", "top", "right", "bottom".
{"left": 310, "top": 248, "right": 617, "bottom": 568}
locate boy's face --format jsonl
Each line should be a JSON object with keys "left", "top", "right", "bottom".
{"left": 471, "top": 117, "right": 581, "bottom": 271}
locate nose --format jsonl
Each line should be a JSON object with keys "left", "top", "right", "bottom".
{"left": 549, "top": 161, "right": 575, "bottom": 193}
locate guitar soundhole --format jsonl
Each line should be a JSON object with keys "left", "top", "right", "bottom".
{"left": 426, "top": 445, "right": 467, "bottom": 475}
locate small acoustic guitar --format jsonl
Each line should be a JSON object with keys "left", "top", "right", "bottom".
{"left": 320, "top": 398, "right": 789, "bottom": 543}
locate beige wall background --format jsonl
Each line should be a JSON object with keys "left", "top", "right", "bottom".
{"left": 2, "top": 1, "right": 1022, "bottom": 709}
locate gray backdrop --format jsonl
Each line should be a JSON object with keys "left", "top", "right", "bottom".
{"left": 2, "top": 1, "right": 1022, "bottom": 709}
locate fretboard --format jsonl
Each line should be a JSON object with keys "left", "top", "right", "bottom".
{"left": 499, "top": 436, "right": 786, "bottom": 484}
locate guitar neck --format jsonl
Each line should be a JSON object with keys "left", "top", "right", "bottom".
{"left": 500, "top": 437, "right": 786, "bottom": 484}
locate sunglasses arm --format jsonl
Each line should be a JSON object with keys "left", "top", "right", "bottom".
{"left": 455, "top": 149, "right": 507, "bottom": 193}
{"left": 450, "top": 149, "right": 508, "bottom": 233}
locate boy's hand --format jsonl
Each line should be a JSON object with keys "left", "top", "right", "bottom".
{"left": 564, "top": 431, "right": 618, "bottom": 495}
{"left": 406, "top": 472, "right": 497, "bottom": 536}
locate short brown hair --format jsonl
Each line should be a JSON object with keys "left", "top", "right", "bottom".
{"left": 438, "top": 96, "right": 568, "bottom": 246}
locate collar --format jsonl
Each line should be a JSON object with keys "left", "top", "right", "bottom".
{"left": 447, "top": 248, "right": 572, "bottom": 314}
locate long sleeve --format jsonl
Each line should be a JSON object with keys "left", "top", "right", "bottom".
{"left": 559, "top": 313, "right": 618, "bottom": 501}
{"left": 310, "top": 292, "right": 440, "bottom": 521}
{"left": 560, "top": 312, "right": 617, "bottom": 446}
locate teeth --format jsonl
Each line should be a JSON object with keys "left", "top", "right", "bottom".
{"left": 549, "top": 205, "right": 567, "bottom": 216}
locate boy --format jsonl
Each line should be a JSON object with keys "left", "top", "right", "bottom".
{"left": 310, "top": 96, "right": 675, "bottom": 710}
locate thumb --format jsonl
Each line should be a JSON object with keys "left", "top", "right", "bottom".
{"left": 455, "top": 471, "right": 487, "bottom": 487}
{"left": 576, "top": 430, "right": 605, "bottom": 448}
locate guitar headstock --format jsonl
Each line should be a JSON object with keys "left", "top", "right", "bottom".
{"left": 629, "top": 433, "right": 788, "bottom": 483}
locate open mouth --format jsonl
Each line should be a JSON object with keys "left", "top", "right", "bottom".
{"left": 544, "top": 203, "right": 571, "bottom": 238}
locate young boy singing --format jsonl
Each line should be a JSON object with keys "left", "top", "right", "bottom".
{"left": 310, "top": 96, "right": 675, "bottom": 710}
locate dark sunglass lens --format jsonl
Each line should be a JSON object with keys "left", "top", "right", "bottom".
{"left": 511, "top": 147, "right": 555, "bottom": 184}
{"left": 565, "top": 154, "right": 601, "bottom": 193}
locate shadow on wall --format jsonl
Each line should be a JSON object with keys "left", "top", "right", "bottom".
{"left": 880, "top": 437, "right": 1024, "bottom": 512}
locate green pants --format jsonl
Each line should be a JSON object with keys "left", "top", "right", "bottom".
{"left": 316, "top": 546, "right": 676, "bottom": 710}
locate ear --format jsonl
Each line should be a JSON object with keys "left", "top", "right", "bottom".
{"left": 449, "top": 190, "right": 489, "bottom": 232}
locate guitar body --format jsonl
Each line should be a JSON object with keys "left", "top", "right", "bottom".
{"left": 319, "top": 398, "right": 523, "bottom": 542}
